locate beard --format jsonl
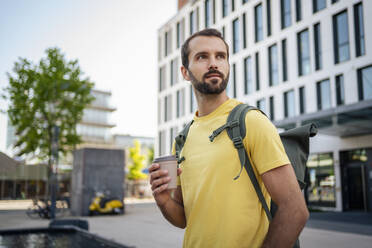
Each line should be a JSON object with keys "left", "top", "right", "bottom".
{"left": 188, "top": 69, "right": 229, "bottom": 95}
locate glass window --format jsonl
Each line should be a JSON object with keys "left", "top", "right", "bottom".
{"left": 269, "top": 96, "right": 274, "bottom": 120}
{"left": 297, "top": 29, "right": 310, "bottom": 76}
{"left": 232, "top": 18, "right": 240, "bottom": 53}
{"left": 176, "top": 22, "right": 180, "bottom": 49}
{"left": 257, "top": 98, "right": 266, "bottom": 113}
{"left": 190, "top": 10, "right": 195, "bottom": 35}
{"left": 159, "top": 66, "right": 166, "bottom": 92}
{"left": 190, "top": 85, "right": 197, "bottom": 113}
{"left": 336, "top": 74, "right": 345, "bottom": 105}
{"left": 243, "top": 13, "right": 247, "bottom": 49}
{"left": 269, "top": 44, "right": 279, "bottom": 86}
{"left": 267, "top": 0, "right": 272, "bottom": 36}
{"left": 313, "top": 0, "right": 326, "bottom": 13}
{"left": 282, "top": 39, "right": 288, "bottom": 82}
{"left": 205, "top": 0, "right": 211, "bottom": 28}
{"left": 317, "top": 79, "right": 331, "bottom": 110}
{"left": 296, "top": 0, "right": 302, "bottom": 22}
{"left": 170, "top": 58, "right": 178, "bottom": 86}
{"left": 222, "top": 26, "right": 225, "bottom": 39}
{"left": 332, "top": 0, "right": 339, "bottom": 3}
{"left": 232, "top": 63, "right": 237, "bottom": 98}
{"left": 357, "top": 65, "right": 372, "bottom": 100}
{"left": 164, "top": 94, "right": 172, "bottom": 122}
{"left": 284, "top": 90, "right": 295, "bottom": 118}
{"left": 255, "top": 52, "right": 260, "bottom": 91}
{"left": 222, "top": 0, "right": 229, "bottom": 18}
{"left": 354, "top": 3, "right": 365, "bottom": 57}
{"left": 299, "top": 86, "right": 305, "bottom": 114}
{"left": 176, "top": 89, "right": 185, "bottom": 118}
{"left": 333, "top": 11, "right": 350, "bottom": 64}
{"left": 244, "top": 56, "right": 253, "bottom": 95}
{"left": 176, "top": 19, "right": 185, "bottom": 49}
{"left": 158, "top": 36, "right": 161, "bottom": 61}
{"left": 242, "top": 0, "right": 248, "bottom": 4}
{"left": 164, "top": 31, "right": 168, "bottom": 57}
{"left": 255, "top": 4, "right": 263, "bottom": 42}
{"left": 306, "top": 153, "right": 336, "bottom": 207}
{"left": 281, "top": 0, "right": 292, "bottom": 29}
{"left": 314, "top": 23, "right": 322, "bottom": 71}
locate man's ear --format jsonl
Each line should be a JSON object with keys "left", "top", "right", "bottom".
{"left": 181, "top": 66, "right": 191, "bottom": 81}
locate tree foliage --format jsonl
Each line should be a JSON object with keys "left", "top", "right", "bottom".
{"left": 127, "top": 140, "right": 148, "bottom": 180}
{"left": 4, "top": 47, "right": 94, "bottom": 164}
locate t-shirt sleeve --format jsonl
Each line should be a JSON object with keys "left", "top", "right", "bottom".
{"left": 243, "top": 110, "right": 290, "bottom": 175}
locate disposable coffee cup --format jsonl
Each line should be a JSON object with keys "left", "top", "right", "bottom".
{"left": 153, "top": 155, "right": 178, "bottom": 190}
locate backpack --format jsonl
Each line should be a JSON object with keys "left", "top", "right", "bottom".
{"left": 174, "top": 103, "right": 317, "bottom": 248}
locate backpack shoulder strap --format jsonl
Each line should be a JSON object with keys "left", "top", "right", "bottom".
{"left": 225, "top": 104, "right": 273, "bottom": 221}
{"left": 175, "top": 120, "right": 194, "bottom": 164}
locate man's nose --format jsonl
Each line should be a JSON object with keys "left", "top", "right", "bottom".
{"left": 208, "top": 57, "right": 218, "bottom": 70}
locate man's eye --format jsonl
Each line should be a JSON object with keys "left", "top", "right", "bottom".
{"left": 197, "top": 55, "right": 207, "bottom": 60}
{"left": 217, "top": 54, "right": 226, "bottom": 59}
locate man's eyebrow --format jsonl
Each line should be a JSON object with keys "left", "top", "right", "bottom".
{"left": 193, "top": 51, "right": 208, "bottom": 57}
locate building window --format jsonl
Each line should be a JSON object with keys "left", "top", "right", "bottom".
{"left": 222, "top": 0, "right": 229, "bottom": 18}
{"left": 267, "top": 0, "right": 272, "bottom": 36}
{"left": 268, "top": 44, "right": 279, "bottom": 86}
{"left": 244, "top": 56, "right": 253, "bottom": 95}
{"left": 333, "top": 10, "right": 350, "bottom": 64}
{"left": 284, "top": 90, "right": 295, "bottom": 118}
{"left": 306, "top": 153, "right": 336, "bottom": 207}
{"left": 314, "top": 23, "right": 322, "bottom": 71}
{"left": 190, "top": 85, "right": 197, "bottom": 113}
{"left": 242, "top": 0, "right": 248, "bottom": 4}
{"left": 357, "top": 65, "right": 372, "bottom": 101}
{"left": 158, "top": 99, "right": 161, "bottom": 124}
{"left": 243, "top": 13, "right": 247, "bottom": 49}
{"left": 317, "top": 79, "right": 331, "bottom": 110}
{"left": 190, "top": 10, "right": 196, "bottom": 35}
{"left": 282, "top": 39, "right": 288, "bottom": 82}
{"left": 313, "top": 0, "right": 326, "bottom": 13}
{"left": 164, "top": 31, "right": 169, "bottom": 57}
{"left": 232, "top": 63, "right": 237, "bottom": 97}
{"left": 332, "top": 0, "right": 339, "bottom": 3}
{"left": 297, "top": 29, "right": 310, "bottom": 76}
{"left": 281, "top": 0, "right": 291, "bottom": 29}
{"left": 255, "top": 3, "right": 263, "bottom": 42}
{"left": 158, "top": 36, "right": 162, "bottom": 61}
{"left": 296, "top": 0, "right": 302, "bottom": 22}
{"left": 158, "top": 131, "right": 165, "bottom": 156}
{"left": 335, "top": 74, "right": 345, "bottom": 106}
{"left": 299, "top": 86, "right": 305, "bottom": 114}
{"left": 232, "top": 18, "right": 240, "bottom": 54}
{"left": 176, "top": 19, "right": 185, "bottom": 49}
{"left": 176, "top": 89, "right": 185, "bottom": 118}
{"left": 205, "top": 0, "right": 214, "bottom": 28}
{"left": 354, "top": 3, "right": 365, "bottom": 57}
{"left": 170, "top": 59, "right": 176, "bottom": 86}
{"left": 269, "top": 96, "right": 274, "bottom": 120}
{"left": 164, "top": 94, "right": 172, "bottom": 122}
{"left": 159, "top": 66, "right": 166, "bottom": 92}
{"left": 255, "top": 52, "right": 260, "bottom": 91}
{"left": 257, "top": 98, "right": 266, "bottom": 113}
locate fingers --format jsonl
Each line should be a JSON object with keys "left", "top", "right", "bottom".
{"left": 151, "top": 176, "right": 171, "bottom": 191}
{"left": 152, "top": 183, "right": 169, "bottom": 196}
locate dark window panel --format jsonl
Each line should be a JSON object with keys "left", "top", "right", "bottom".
{"left": 232, "top": 0, "right": 235, "bottom": 12}
{"left": 296, "top": 0, "right": 302, "bottom": 22}
{"left": 255, "top": 52, "right": 260, "bottom": 91}
{"left": 282, "top": 39, "right": 288, "bottom": 82}
{"left": 232, "top": 63, "right": 237, "bottom": 97}
{"left": 267, "top": 0, "right": 272, "bottom": 36}
{"left": 222, "top": 0, "right": 228, "bottom": 17}
{"left": 281, "top": 0, "right": 292, "bottom": 29}
{"left": 317, "top": 79, "right": 331, "bottom": 110}
{"left": 313, "top": 0, "right": 326, "bottom": 13}
{"left": 284, "top": 90, "right": 295, "bottom": 117}
{"left": 232, "top": 18, "right": 240, "bottom": 53}
{"left": 244, "top": 56, "right": 253, "bottom": 94}
{"left": 314, "top": 23, "right": 322, "bottom": 70}
{"left": 205, "top": 0, "right": 211, "bottom": 28}
{"left": 269, "top": 96, "right": 274, "bottom": 120}
{"left": 268, "top": 44, "right": 279, "bottom": 86}
{"left": 335, "top": 74, "right": 345, "bottom": 105}
{"left": 297, "top": 29, "right": 310, "bottom": 76}
{"left": 299, "top": 86, "right": 305, "bottom": 114}
{"left": 357, "top": 65, "right": 372, "bottom": 101}
{"left": 243, "top": 13, "right": 247, "bottom": 49}
{"left": 354, "top": 3, "right": 365, "bottom": 57}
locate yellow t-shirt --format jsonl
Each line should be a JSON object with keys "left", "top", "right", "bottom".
{"left": 178, "top": 99, "right": 290, "bottom": 248}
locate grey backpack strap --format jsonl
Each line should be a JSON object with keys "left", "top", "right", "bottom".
{"left": 175, "top": 120, "right": 194, "bottom": 164}
{"left": 226, "top": 104, "right": 273, "bottom": 222}
{"left": 209, "top": 103, "right": 272, "bottom": 221}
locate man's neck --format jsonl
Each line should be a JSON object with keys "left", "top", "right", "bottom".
{"left": 195, "top": 90, "right": 229, "bottom": 117}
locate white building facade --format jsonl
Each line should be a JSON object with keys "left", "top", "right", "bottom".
{"left": 157, "top": 0, "right": 372, "bottom": 212}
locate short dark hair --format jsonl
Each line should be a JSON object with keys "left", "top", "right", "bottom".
{"left": 181, "top": 28, "right": 230, "bottom": 69}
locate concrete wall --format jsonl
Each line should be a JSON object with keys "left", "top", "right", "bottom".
{"left": 71, "top": 148, "right": 125, "bottom": 216}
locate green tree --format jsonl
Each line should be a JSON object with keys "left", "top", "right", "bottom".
{"left": 147, "top": 146, "right": 154, "bottom": 166}
{"left": 3, "top": 47, "right": 94, "bottom": 166}
{"left": 127, "top": 140, "right": 148, "bottom": 180}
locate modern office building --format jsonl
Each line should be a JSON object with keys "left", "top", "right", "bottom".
{"left": 157, "top": 0, "right": 372, "bottom": 212}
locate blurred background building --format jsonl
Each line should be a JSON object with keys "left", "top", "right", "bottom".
{"left": 157, "top": 0, "right": 372, "bottom": 212}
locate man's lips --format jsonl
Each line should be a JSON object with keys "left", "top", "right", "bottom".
{"left": 205, "top": 73, "right": 222, "bottom": 78}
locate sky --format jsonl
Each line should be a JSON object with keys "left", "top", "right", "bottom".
{"left": 0, "top": 0, "right": 177, "bottom": 137}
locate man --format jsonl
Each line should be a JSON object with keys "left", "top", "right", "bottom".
{"left": 149, "top": 29, "right": 308, "bottom": 248}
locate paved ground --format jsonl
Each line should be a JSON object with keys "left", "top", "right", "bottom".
{"left": 1, "top": 201, "right": 372, "bottom": 248}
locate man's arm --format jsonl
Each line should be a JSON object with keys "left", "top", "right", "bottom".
{"left": 261, "top": 164, "right": 309, "bottom": 248}
{"left": 149, "top": 163, "right": 186, "bottom": 229}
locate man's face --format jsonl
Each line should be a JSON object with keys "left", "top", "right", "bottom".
{"left": 184, "top": 36, "right": 230, "bottom": 95}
